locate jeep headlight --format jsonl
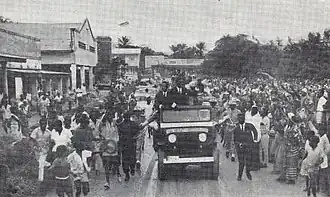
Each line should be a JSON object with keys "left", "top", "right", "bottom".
{"left": 198, "top": 133, "right": 207, "bottom": 142}
{"left": 168, "top": 134, "right": 177, "bottom": 143}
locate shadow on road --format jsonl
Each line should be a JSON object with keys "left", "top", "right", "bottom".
{"left": 161, "top": 165, "right": 217, "bottom": 181}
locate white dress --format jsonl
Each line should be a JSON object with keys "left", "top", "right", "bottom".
{"left": 316, "top": 96, "right": 327, "bottom": 124}
{"left": 300, "top": 141, "right": 325, "bottom": 176}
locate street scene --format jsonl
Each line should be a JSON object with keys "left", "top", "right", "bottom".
{"left": 1, "top": 1, "right": 330, "bottom": 197}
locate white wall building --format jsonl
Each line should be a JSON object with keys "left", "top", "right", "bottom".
{"left": 145, "top": 55, "right": 204, "bottom": 78}
{"left": 112, "top": 48, "right": 141, "bottom": 81}
{"left": 0, "top": 18, "right": 97, "bottom": 93}
{"left": 0, "top": 28, "right": 42, "bottom": 99}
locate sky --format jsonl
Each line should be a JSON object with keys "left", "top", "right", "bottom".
{"left": 1, "top": 0, "right": 330, "bottom": 53}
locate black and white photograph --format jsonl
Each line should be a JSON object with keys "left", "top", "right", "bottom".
{"left": 1, "top": 0, "right": 330, "bottom": 197}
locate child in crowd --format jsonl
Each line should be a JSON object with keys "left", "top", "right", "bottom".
{"left": 301, "top": 135, "right": 324, "bottom": 197}
{"left": 67, "top": 141, "right": 92, "bottom": 197}
{"left": 48, "top": 145, "right": 73, "bottom": 197}
{"left": 301, "top": 131, "right": 317, "bottom": 190}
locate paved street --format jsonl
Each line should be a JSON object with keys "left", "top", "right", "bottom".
{"left": 41, "top": 101, "right": 327, "bottom": 197}
{"left": 137, "top": 145, "right": 328, "bottom": 197}
{"left": 44, "top": 138, "right": 327, "bottom": 197}
{"left": 1, "top": 101, "right": 327, "bottom": 197}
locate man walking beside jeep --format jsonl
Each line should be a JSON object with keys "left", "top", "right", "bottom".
{"left": 233, "top": 113, "right": 258, "bottom": 181}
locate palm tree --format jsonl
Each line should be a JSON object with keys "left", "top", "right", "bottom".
{"left": 118, "top": 36, "right": 132, "bottom": 48}
{"left": 195, "top": 42, "right": 206, "bottom": 58}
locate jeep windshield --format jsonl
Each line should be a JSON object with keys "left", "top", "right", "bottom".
{"left": 162, "top": 108, "right": 211, "bottom": 123}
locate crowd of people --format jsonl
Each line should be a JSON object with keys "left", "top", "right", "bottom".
{"left": 206, "top": 75, "right": 330, "bottom": 197}
{"left": 152, "top": 71, "right": 330, "bottom": 197}
{"left": 0, "top": 81, "right": 151, "bottom": 197}
{"left": 2, "top": 72, "right": 330, "bottom": 197}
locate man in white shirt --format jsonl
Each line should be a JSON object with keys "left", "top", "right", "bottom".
{"left": 245, "top": 105, "right": 262, "bottom": 142}
{"left": 245, "top": 105, "right": 262, "bottom": 171}
{"left": 30, "top": 118, "right": 52, "bottom": 182}
{"left": 50, "top": 120, "right": 73, "bottom": 153}
{"left": 316, "top": 91, "right": 327, "bottom": 125}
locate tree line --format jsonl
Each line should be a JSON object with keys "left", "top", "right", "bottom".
{"left": 4, "top": 15, "right": 328, "bottom": 80}
{"left": 202, "top": 31, "right": 330, "bottom": 80}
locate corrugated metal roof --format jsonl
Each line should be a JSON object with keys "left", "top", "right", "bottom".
{"left": 0, "top": 29, "right": 41, "bottom": 59}
{"left": 0, "top": 22, "right": 82, "bottom": 51}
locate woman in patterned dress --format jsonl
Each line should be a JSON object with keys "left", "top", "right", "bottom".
{"left": 277, "top": 113, "right": 305, "bottom": 184}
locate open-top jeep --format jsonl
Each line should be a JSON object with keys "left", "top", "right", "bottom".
{"left": 156, "top": 105, "right": 219, "bottom": 180}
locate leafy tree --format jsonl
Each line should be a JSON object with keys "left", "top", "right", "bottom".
{"left": 203, "top": 34, "right": 259, "bottom": 77}
{"left": 195, "top": 42, "right": 206, "bottom": 58}
{"left": 169, "top": 42, "right": 206, "bottom": 59}
{"left": 169, "top": 43, "right": 188, "bottom": 58}
{"left": 183, "top": 46, "right": 198, "bottom": 58}
{"left": 203, "top": 31, "right": 330, "bottom": 80}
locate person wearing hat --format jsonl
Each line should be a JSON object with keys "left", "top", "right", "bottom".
{"left": 233, "top": 112, "right": 258, "bottom": 181}
{"left": 219, "top": 99, "right": 241, "bottom": 161}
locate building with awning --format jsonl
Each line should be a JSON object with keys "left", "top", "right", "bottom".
{"left": 0, "top": 28, "right": 42, "bottom": 99}
{"left": 0, "top": 18, "right": 97, "bottom": 93}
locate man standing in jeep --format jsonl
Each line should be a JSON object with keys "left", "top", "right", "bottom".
{"left": 168, "top": 77, "right": 189, "bottom": 107}
{"left": 153, "top": 81, "right": 170, "bottom": 111}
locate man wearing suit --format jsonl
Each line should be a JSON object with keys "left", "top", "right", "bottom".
{"left": 233, "top": 112, "right": 258, "bottom": 181}
{"left": 168, "top": 77, "right": 189, "bottom": 106}
{"left": 153, "top": 81, "right": 170, "bottom": 110}
{"left": 151, "top": 81, "right": 170, "bottom": 152}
